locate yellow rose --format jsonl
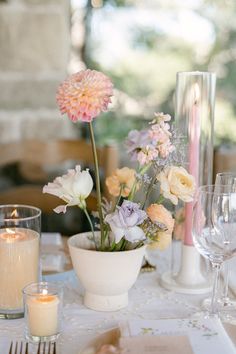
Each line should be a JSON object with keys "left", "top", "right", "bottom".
{"left": 146, "top": 204, "right": 174, "bottom": 234}
{"left": 156, "top": 166, "right": 195, "bottom": 205}
{"left": 105, "top": 167, "right": 136, "bottom": 197}
{"left": 147, "top": 232, "right": 172, "bottom": 251}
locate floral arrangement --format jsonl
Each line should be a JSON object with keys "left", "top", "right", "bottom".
{"left": 43, "top": 69, "right": 195, "bottom": 252}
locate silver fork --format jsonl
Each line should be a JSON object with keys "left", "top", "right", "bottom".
{"left": 36, "top": 342, "right": 56, "bottom": 354}
{"left": 8, "top": 341, "right": 29, "bottom": 354}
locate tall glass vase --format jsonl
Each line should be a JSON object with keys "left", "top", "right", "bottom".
{"left": 161, "top": 71, "right": 216, "bottom": 294}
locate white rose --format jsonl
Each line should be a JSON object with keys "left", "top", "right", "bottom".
{"left": 43, "top": 165, "right": 93, "bottom": 213}
{"left": 157, "top": 166, "right": 195, "bottom": 205}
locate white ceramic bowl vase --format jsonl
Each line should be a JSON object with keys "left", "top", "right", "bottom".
{"left": 68, "top": 232, "right": 146, "bottom": 311}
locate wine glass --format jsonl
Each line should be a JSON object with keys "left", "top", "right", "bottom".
{"left": 215, "top": 172, "right": 236, "bottom": 312}
{"left": 202, "top": 173, "right": 236, "bottom": 322}
{"left": 192, "top": 184, "right": 236, "bottom": 317}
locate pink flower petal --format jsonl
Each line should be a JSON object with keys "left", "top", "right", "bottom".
{"left": 56, "top": 69, "right": 113, "bottom": 123}
{"left": 54, "top": 205, "right": 67, "bottom": 214}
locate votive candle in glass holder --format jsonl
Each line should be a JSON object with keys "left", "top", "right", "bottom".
{"left": 0, "top": 205, "right": 41, "bottom": 319}
{"left": 23, "top": 282, "right": 63, "bottom": 343}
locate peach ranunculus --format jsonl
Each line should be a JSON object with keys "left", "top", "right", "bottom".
{"left": 147, "top": 204, "right": 174, "bottom": 234}
{"left": 146, "top": 204, "right": 174, "bottom": 250}
{"left": 156, "top": 166, "right": 195, "bottom": 205}
{"left": 105, "top": 167, "right": 137, "bottom": 197}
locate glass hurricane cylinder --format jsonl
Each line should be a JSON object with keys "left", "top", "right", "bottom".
{"left": 0, "top": 205, "right": 41, "bottom": 319}
{"left": 161, "top": 71, "right": 216, "bottom": 294}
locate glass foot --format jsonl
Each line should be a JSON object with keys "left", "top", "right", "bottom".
{"left": 191, "top": 311, "right": 220, "bottom": 322}
{"left": 202, "top": 296, "right": 236, "bottom": 324}
{"left": 202, "top": 296, "right": 236, "bottom": 310}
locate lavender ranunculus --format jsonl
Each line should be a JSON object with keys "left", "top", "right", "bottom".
{"left": 126, "top": 129, "right": 150, "bottom": 161}
{"left": 105, "top": 200, "right": 147, "bottom": 244}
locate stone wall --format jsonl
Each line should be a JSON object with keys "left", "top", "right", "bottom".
{"left": 0, "top": 0, "right": 77, "bottom": 142}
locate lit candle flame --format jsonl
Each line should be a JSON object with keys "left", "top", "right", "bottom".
{"left": 193, "top": 83, "right": 200, "bottom": 104}
{"left": 42, "top": 289, "right": 48, "bottom": 296}
{"left": 11, "top": 209, "right": 19, "bottom": 218}
{"left": 1, "top": 228, "right": 25, "bottom": 242}
{"left": 36, "top": 289, "right": 57, "bottom": 303}
{"left": 6, "top": 228, "right": 15, "bottom": 234}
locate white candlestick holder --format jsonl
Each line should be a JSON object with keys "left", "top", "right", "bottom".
{"left": 161, "top": 244, "right": 212, "bottom": 294}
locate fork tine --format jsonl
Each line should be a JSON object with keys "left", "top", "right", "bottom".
{"left": 53, "top": 342, "right": 56, "bottom": 354}
{"left": 25, "top": 342, "right": 29, "bottom": 354}
{"left": 8, "top": 341, "right": 13, "bottom": 354}
{"left": 48, "top": 342, "right": 56, "bottom": 354}
{"left": 14, "top": 342, "right": 18, "bottom": 354}
{"left": 37, "top": 342, "right": 41, "bottom": 354}
{"left": 36, "top": 341, "right": 57, "bottom": 354}
{"left": 9, "top": 341, "right": 30, "bottom": 354}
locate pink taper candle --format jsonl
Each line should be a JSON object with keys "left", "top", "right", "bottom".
{"left": 184, "top": 84, "right": 200, "bottom": 246}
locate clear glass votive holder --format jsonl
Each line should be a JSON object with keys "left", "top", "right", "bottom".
{"left": 23, "top": 282, "right": 63, "bottom": 343}
{"left": 0, "top": 204, "right": 41, "bottom": 319}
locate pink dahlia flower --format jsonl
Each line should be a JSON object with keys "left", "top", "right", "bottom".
{"left": 56, "top": 69, "right": 113, "bottom": 122}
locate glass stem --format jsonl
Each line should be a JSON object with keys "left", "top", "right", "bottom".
{"left": 83, "top": 208, "right": 97, "bottom": 250}
{"left": 210, "top": 262, "right": 221, "bottom": 316}
{"left": 89, "top": 122, "right": 105, "bottom": 246}
{"left": 223, "top": 261, "right": 229, "bottom": 301}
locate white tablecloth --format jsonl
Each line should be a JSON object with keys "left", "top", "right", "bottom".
{"left": 0, "top": 246, "right": 235, "bottom": 354}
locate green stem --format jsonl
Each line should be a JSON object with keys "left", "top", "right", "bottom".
{"left": 112, "top": 238, "right": 127, "bottom": 251}
{"left": 142, "top": 174, "right": 156, "bottom": 209}
{"left": 120, "top": 238, "right": 127, "bottom": 251}
{"left": 89, "top": 122, "right": 105, "bottom": 246}
{"left": 110, "top": 241, "right": 117, "bottom": 251}
{"left": 128, "top": 163, "right": 152, "bottom": 202}
{"left": 133, "top": 241, "right": 144, "bottom": 249}
{"left": 156, "top": 195, "right": 165, "bottom": 204}
{"left": 112, "top": 187, "right": 123, "bottom": 212}
{"left": 83, "top": 207, "right": 97, "bottom": 250}
{"left": 128, "top": 181, "right": 137, "bottom": 201}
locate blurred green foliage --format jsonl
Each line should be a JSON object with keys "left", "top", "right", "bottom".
{"left": 80, "top": 0, "right": 236, "bottom": 146}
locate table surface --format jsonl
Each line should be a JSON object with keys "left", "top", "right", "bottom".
{"left": 1, "top": 244, "right": 236, "bottom": 354}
